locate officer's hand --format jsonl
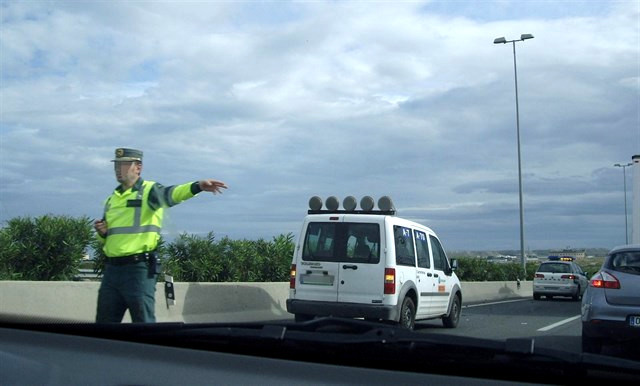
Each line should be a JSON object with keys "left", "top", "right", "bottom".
{"left": 199, "top": 179, "right": 228, "bottom": 194}
{"left": 94, "top": 219, "right": 108, "bottom": 237}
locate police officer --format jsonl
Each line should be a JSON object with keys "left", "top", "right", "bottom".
{"left": 94, "top": 148, "right": 227, "bottom": 323}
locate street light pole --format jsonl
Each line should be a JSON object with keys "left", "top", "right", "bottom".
{"left": 614, "top": 162, "right": 632, "bottom": 244}
{"left": 494, "top": 34, "right": 534, "bottom": 278}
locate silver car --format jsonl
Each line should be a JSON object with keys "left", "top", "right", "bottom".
{"left": 581, "top": 245, "right": 640, "bottom": 354}
{"left": 533, "top": 257, "right": 589, "bottom": 301}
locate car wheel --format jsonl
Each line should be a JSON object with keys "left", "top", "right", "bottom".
{"left": 294, "top": 313, "right": 314, "bottom": 322}
{"left": 533, "top": 293, "right": 540, "bottom": 300}
{"left": 442, "top": 294, "right": 461, "bottom": 328}
{"left": 399, "top": 297, "right": 416, "bottom": 330}
{"left": 582, "top": 333, "right": 603, "bottom": 354}
{"left": 572, "top": 286, "right": 581, "bottom": 301}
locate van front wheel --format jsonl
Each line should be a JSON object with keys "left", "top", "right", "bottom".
{"left": 399, "top": 297, "right": 416, "bottom": 330}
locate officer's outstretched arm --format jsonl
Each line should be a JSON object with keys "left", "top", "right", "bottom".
{"left": 148, "top": 180, "right": 227, "bottom": 210}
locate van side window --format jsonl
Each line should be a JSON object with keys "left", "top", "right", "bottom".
{"left": 430, "top": 235, "right": 448, "bottom": 271}
{"left": 415, "top": 230, "right": 430, "bottom": 268}
{"left": 394, "top": 226, "right": 415, "bottom": 267}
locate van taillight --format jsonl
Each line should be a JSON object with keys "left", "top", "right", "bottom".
{"left": 290, "top": 264, "right": 297, "bottom": 289}
{"left": 384, "top": 268, "right": 395, "bottom": 294}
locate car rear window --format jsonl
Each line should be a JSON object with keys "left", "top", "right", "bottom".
{"left": 537, "top": 263, "right": 570, "bottom": 274}
{"left": 606, "top": 251, "right": 640, "bottom": 275}
{"left": 302, "top": 222, "right": 380, "bottom": 264}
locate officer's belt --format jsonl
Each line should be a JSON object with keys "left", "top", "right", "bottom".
{"left": 107, "top": 251, "right": 154, "bottom": 265}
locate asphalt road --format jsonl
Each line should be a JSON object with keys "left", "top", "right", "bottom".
{"left": 415, "top": 297, "right": 639, "bottom": 360}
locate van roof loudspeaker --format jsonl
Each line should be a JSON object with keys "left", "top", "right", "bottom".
{"left": 309, "top": 196, "right": 323, "bottom": 211}
{"left": 343, "top": 196, "right": 357, "bottom": 211}
{"left": 326, "top": 196, "right": 340, "bottom": 211}
{"left": 378, "top": 196, "right": 395, "bottom": 212}
{"left": 360, "top": 196, "right": 375, "bottom": 211}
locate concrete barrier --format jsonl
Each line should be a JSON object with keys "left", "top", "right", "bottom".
{"left": 461, "top": 281, "right": 532, "bottom": 304}
{"left": 0, "top": 281, "right": 532, "bottom": 323}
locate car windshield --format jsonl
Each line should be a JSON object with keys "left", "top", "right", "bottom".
{"left": 1, "top": 0, "right": 639, "bottom": 382}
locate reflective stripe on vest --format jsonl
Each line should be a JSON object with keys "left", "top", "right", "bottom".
{"left": 107, "top": 224, "right": 162, "bottom": 235}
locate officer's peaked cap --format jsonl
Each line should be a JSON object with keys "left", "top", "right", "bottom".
{"left": 112, "top": 148, "right": 143, "bottom": 162}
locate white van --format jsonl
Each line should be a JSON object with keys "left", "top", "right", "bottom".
{"left": 286, "top": 196, "right": 462, "bottom": 330}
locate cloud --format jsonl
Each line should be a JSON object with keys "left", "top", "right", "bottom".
{"left": 1, "top": 0, "right": 638, "bottom": 250}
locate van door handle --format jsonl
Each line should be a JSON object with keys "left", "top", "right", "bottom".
{"left": 427, "top": 273, "right": 433, "bottom": 277}
{"left": 434, "top": 273, "right": 439, "bottom": 278}
{"left": 343, "top": 265, "right": 358, "bottom": 270}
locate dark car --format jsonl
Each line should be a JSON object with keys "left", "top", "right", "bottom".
{"left": 581, "top": 245, "right": 640, "bottom": 353}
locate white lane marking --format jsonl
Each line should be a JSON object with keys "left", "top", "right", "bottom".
{"left": 463, "top": 298, "right": 529, "bottom": 308}
{"left": 537, "top": 315, "right": 581, "bottom": 332}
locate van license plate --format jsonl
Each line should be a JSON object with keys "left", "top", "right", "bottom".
{"left": 300, "top": 274, "right": 334, "bottom": 286}
{"left": 630, "top": 316, "right": 640, "bottom": 327}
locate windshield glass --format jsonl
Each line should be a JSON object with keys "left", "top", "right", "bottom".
{"left": 1, "top": 0, "right": 639, "bottom": 377}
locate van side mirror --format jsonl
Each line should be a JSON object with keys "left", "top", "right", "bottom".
{"left": 451, "top": 259, "right": 458, "bottom": 271}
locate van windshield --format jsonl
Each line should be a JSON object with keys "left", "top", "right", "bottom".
{"left": 303, "top": 222, "right": 380, "bottom": 263}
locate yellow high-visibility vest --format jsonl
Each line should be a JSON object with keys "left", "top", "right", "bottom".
{"left": 100, "top": 179, "right": 195, "bottom": 258}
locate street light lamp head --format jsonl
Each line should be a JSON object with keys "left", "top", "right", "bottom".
{"left": 494, "top": 37, "right": 507, "bottom": 44}
{"left": 520, "top": 34, "right": 534, "bottom": 40}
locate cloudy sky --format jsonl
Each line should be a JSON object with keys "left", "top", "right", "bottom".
{"left": 1, "top": 0, "right": 638, "bottom": 251}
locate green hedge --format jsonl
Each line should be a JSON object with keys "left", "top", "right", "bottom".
{"left": 162, "top": 232, "right": 294, "bottom": 282}
{"left": 1, "top": 215, "right": 546, "bottom": 282}
{"left": 452, "top": 257, "right": 538, "bottom": 281}
{"left": 0, "top": 215, "right": 93, "bottom": 280}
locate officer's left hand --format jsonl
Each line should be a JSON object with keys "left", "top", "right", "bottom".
{"left": 199, "top": 179, "right": 228, "bottom": 194}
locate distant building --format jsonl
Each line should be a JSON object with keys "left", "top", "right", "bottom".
{"left": 549, "top": 248, "right": 585, "bottom": 260}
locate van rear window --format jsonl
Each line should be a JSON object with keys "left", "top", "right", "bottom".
{"left": 303, "top": 222, "right": 380, "bottom": 264}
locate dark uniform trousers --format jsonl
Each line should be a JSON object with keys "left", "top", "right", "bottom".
{"left": 96, "top": 262, "right": 157, "bottom": 323}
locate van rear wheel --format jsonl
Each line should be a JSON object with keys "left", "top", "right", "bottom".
{"left": 399, "top": 297, "right": 416, "bottom": 330}
{"left": 442, "top": 294, "right": 461, "bottom": 328}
